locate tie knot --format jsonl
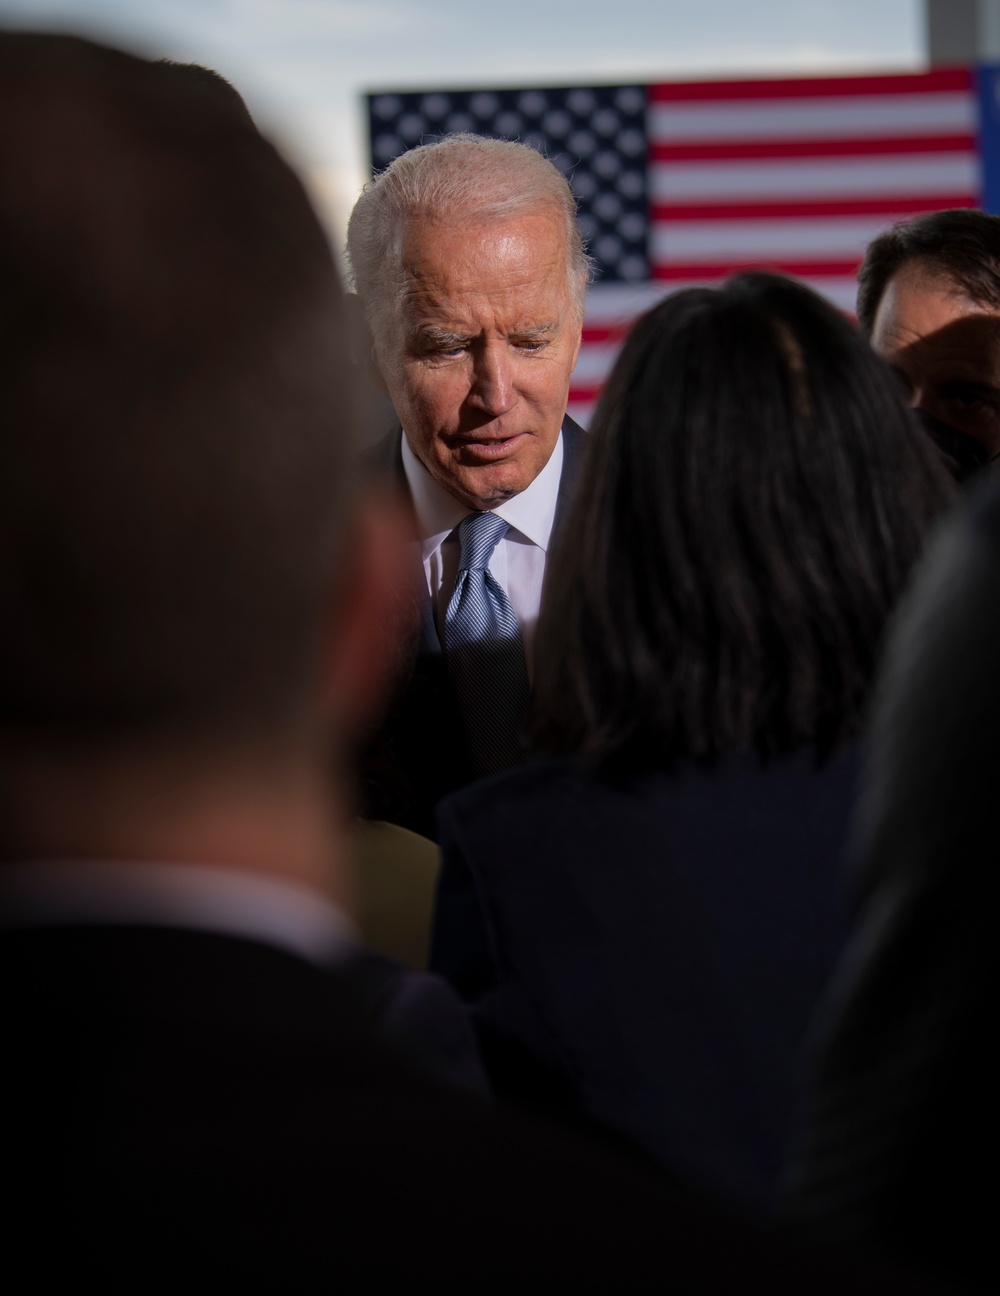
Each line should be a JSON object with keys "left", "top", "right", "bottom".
{"left": 457, "top": 511, "right": 509, "bottom": 571}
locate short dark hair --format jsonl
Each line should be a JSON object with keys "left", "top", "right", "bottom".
{"left": 0, "top": 33, "right": 356, "bottom": 742}
{"left": 531, "top": 272, "right": 953, "bottom": 767}
{"left": 153, "top": 59, "right": 256, "bottom": 127}
{"left": 857, "top": 208, "right": 1000, "bottom": 335}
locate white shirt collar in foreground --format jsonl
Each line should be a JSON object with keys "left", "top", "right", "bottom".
{"left": 400, "top": 428, "right": 564, "bottom": 552}
{"left": 0, "top": 859, "right": 358, "bottom": 968}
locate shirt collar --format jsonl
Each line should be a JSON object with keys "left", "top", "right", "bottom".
{"left": 400, "top": 428, "right": 564, "bottom": 553}
{"left": 0, "top": 859, "right": 358, "bottom": 967}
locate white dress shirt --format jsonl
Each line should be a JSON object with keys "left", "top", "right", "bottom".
{"left": 400, "top": 431, "right": 564, "bottom": 681}
{"left": 0, "top": 858, "right": 358, "bottom": 967}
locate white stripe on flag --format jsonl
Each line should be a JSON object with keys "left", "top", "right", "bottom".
{"left": 582, "top": 278, "right": 859, "bottom": 313}
{"left": 567, "top": 399, "right": 599, "bottom": 427}
{"left": 579, "top": 282, "right": 669, "bottom": 318}
{"left": 648, "top": 94, "right": 976, "bottom": 142}
{"left": 573, "top": 344, "right": 626, "bottom": 384}
{"left": 649, "top": 155, "right": 979, "bottom": 201}
{"left": 650, "top": 214, "right": 924, "bottom": 260}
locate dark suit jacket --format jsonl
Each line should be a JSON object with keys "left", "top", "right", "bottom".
{"left": 781, "top": 484, "right": 1000, "bottom": 1292}
{"left": 0, "top": 919, "right": 907, "bottom": 1292}
{"left": 430, "top": 746, "right": 861, "bottom": 1217}
{"left": 359, "top": 416, "right": 585, "bottom": 839}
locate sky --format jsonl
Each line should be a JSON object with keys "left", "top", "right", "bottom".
{"left": 0, "top": 0, "right": 927, "bottom": 248}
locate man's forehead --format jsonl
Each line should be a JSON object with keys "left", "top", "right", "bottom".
{"left": 906, "top": 314, "right": 1000, "bottom": 373}
{"left": 897, "top": 259, "right": 999, "bottom": 312}
{"left": 400, "top": 205, "right": 565, "bottom": 270}
{"left": 390, "top": 220, "right": 569, "bottom": 322}
{"left": 874, "top": 261, "right": 1000, "bottom": 343}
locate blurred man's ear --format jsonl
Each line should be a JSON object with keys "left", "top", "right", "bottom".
{"left": 321, "top": 488, "right": 417, "bottom": 737}
{"left": 346, "top": 293, "right": 388, "bottom": 393}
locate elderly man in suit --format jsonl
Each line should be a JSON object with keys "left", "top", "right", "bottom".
{"left": 346, "top": 135, "right": 589, "bottom": 836}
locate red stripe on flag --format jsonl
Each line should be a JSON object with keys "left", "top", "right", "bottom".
{"left": 650, "top": 135, "right": 977, "bottom": 163}
{"left": 649, "top": 68, "right": 973, "bottom": 102}
{"left": 566, "top": 385, "right": 606, "bottom": 405}
{"left": 580, "top": 322, "right": 636, "bottom": 344}
{"left": 650, "top": 258, "right": 864, "bottom": 281}
{"left": 651, "top": 194, "right": 979, "bottom": 221}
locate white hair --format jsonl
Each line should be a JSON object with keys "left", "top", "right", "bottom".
{"left": 345, "top": 133, "right": 593, "bottom": 341}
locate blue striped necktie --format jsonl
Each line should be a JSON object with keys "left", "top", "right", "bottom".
{"left": 445, "top": 511, "right": 530, "bottom": 776}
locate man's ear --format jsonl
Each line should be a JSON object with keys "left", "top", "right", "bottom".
{"left": 570, "top": 318, "right": 583, "bottom": 373}
{"left": 346, "top": 293, "right": 389, "bottom": 393}
{"left": 321, "top": 488, "right": 417, "bottom": 737}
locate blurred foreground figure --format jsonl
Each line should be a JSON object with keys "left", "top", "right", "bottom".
{"left": 0, "top": 31, "right": 910, "bottom": 1292}
{"left": 858, "top": 208, "right": 1000, "bottom": 479}
{"left": 0, "top": 35, "right": 492, "bottom": 1098}
{"left": 432, "top": 273, "right": 953, "bottom": 1217}
{"left": 782, "top": 479, "right": 1000, "bottom": 1292}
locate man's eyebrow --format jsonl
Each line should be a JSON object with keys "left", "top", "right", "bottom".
{"left": 510, "top": 322, "right": 560, "bottom": 339}
{"left": 414, "top": 322, "right": 561, "bottom": 347}
{"left": 416, "top": 326, "right": 473, "bottom": 348}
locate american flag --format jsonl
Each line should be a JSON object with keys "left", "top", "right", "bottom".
{"left": 366, "top": 66, "right": 999, "bottom": 426}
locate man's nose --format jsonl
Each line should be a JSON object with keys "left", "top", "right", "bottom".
{"left": 469, "top": 344, "right": 517, "bottom": 416}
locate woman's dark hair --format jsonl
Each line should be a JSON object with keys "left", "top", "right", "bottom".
{"left": 857, "top": 208, "right": 1000, "bottom": 335}
{"left": 531, "top": 272, "right": 953, "bottom": 767}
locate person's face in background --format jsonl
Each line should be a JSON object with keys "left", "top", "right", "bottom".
{"left": 871, "top": 257, "right": 1000, "bottom": 459}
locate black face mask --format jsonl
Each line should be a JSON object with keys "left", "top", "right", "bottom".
{"left": 916, "top": 409, "right": 992, "bottom": 484}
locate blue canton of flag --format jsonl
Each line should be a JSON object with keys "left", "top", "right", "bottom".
{"left": 367, "top": 85, "right": 649, "bottom": 285}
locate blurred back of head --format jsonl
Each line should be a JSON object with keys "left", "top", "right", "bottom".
{"left": 151, "top": 58, "right": 256, "bottom": 126}
{"left": 533, "top": 271, "right": 954, "bottom": 767}
{"left": 0, "top": 33, "right": 356, "bottom": 747}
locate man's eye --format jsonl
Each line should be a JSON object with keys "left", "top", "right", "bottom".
{"left": 945, "top": 386, "right": 993, "bottom": 411}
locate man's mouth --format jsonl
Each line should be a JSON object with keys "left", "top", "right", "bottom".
{"left": 449, "top": 432, "right": 525, "bottom": 460}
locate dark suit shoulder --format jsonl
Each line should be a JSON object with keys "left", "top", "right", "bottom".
{"left": 561, "top": 412, "right": 586, "bottom": 446}
{"left": 432, "top": 747, "right": 861, "bottom": 1212}
{"left": 437, "top": 754, "right": 577, "bottom": 823}
{"left": 339, "top": 945, "right": 489, "bottom": 1097}
{"left": 438, "top": 746, "right": 860, "bottom": 871}
{"left": 3, "top": 922, "right": 905, "bottom": 1292}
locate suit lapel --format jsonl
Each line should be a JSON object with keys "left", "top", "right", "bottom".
{"left": 552, "top": 414, "right": 585, "bottom": 542}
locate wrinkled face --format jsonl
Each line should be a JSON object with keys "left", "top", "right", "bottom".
{"left": 871, "top": 258, "right": 1000, "bottom": 457}
{"left": 371, "top": 207, "right": 582, "bottom": 511}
